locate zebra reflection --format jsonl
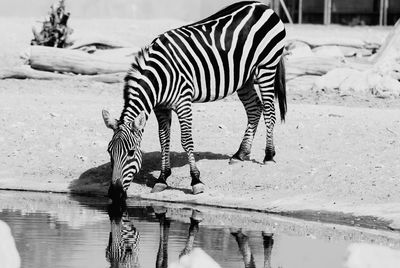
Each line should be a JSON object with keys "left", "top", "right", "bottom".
{"left": 154, "top": 207, "right": 202, "bottom": 267}
{"left": 106, "top": 204, "right": 202, "bottom": 268}
{"left": 231, "top": 229, "right": 274, "bottom": 268}
{"left": 106, "top": 203, "right": 140, "bottom": 268}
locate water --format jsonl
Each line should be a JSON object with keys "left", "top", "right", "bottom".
{"left": 0, "top": 191, "right": 399, "bottom": 268}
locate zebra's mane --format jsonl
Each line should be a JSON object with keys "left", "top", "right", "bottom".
{"left": 121, "top": 46, "right": 153, "bottom": 122}
{"left": 126, "top": 46, "right": 151, "bottom": 78}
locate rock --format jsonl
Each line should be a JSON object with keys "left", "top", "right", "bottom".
{"left": 340, "top": 71, "right": 370, "bottom": 93}
{"left": 287, "top": 46, "right": 313, "bottom": 60}
{"left": 346, "top": 243, "right": 400, "bottom": 268}
{"left": 313, "top": 46, "right": 344, "bottom": 59}
{"left": 169, "top": 248, "right": 221, "bottom": 268}
{"left": 286, "top": 41, "right": 313, "bottom": 60}
{"left": 372, "top": 74, "right": 400, "bottom": 98}
{"left": 313, "top": 68, "right": 360, "bottom": 92}
{"left": 75, "top": 154, "right": 88, "bottom": 162}
{"left": 0, "top": 220, "right": 21, "bottom": 268}
{"left": 315, "top": 67, "right": 400, "bottom": 97}
{"left": 196, "top": 107, "right": 206, "bottom": 112}
{"left": 49, "top": 112, "right": 60, "bottom": 118}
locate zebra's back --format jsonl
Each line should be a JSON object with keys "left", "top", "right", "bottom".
{"left": 150, "top": 1, "right": 286, "bottom": 103}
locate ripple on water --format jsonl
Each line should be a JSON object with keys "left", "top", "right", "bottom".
{"left": 0, "top": 191, "right": 399, "bottom": 268}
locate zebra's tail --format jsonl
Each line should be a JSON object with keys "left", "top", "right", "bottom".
{"left": 274, "top": 57, "right": 287, "bottom": 122}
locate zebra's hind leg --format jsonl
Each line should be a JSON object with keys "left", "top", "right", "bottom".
{"left": 257, "top": 65, "right": 278, "bottom": 163}
{"left": 151, "top": 108, "right": 172, "bottom": 193}
{"left": 179, "top": 210, "right": 202, "bottom": 258}
{"left": 262, "top": 232, "right": 274, "bottom": 268}
{"left": 230, "top": 78, "right": 262, "bottom": 164}
{"left": 175, "top": 100, "right": 205, "bottom": 195}
{"left": 231, "top": 229, "right": 256, "bottom": 268}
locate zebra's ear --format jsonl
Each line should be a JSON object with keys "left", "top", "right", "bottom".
{"left": 102, "top": 110, "right": 118, "bottom": 131}
{"left": 133, "top": 111, "right": 146, "bottom": 131}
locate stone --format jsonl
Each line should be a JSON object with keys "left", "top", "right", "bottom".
{"left": 340, "top": 70, "right": 370, "bottom": 93}
{"left": 313, "top": 68, "right": 360, "bottom": 92}
{"left": 346, "top": 243, "right": 400, "bottom": 268}
{"left": 169, "top": 248, "right": 221, "bottom": 268}
{"left": 286, "top": 41, "right": 313, "bottom": 60}
{"left": 0, "top": 220, "right": 21, "bottom": 268}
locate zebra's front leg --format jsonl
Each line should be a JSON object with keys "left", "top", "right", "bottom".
{"left": 152, "top": 108, "right": 172, "bottom": 193}
{"left": 176, "top": 101, "right": 205, "bottom": 195}
{"left": 179, "top": 210, "right": 202, "bottom": 258}
{"left": 258, "top": 66, "right": 278, "bottom": 163}
{"left": 230, "top": 79, "right": 262, "bottom": 164}
{"left": 155, "top": 208, "right": 170, "bottom": 268}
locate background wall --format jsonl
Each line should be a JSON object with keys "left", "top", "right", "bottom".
{"left": 0, "top": 0, "right": 397, "bottom": 25}
{"left": 0, "top": 0, "right": 270, "bottom": 21}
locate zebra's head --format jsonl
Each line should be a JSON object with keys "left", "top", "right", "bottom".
{"left": 102, "top": 109, "right": 146, "bottom": 201}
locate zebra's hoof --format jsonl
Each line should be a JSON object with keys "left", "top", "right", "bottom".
{"left": 263, "top": 151, "right": 276, "bottom": 164}
{"left": 229, "top": 158, "right": 242, "bottom": 165}
{"left": 192, "top": 183, "right": 205, "bottom": 195}
{"left": 190, "top": 210, "right": 203, "bottom": 222}
{"left": 229, "top": 152, "right": 250, "bottom": 164}
{"left": 229, "top": 156, "right": 250, "bottom": 165}
{"left": 151, "top": 183, "right": 168, "bottom": 193}
{"left": 152, "top": 206, "right": 167, "bottom": 215}
{"left": 263, "top": 158, "right": 276, "bottom": 164}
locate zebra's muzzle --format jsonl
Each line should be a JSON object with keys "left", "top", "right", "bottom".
{"left": 108, "top": 179, "right": 127, "bottom": 202}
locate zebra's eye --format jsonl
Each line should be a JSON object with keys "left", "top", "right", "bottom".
{"left": 128, "top": 149, "right": 135, "bottom": 157}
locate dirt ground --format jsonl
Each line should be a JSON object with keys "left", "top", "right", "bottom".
{"left": 0, "top": 18, "right": 399, "bottom": 230}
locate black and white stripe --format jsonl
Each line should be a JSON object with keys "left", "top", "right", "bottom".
{"left": 106, "top": 210, "right": 140, "bottom": 267}
{"left": 104, "top": 1, "right": 287, "bottom": 197}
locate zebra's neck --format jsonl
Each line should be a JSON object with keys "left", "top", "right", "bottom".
{"left": 120, "top": 83, "right": 153, "bottom": 125}
{"left": 120, "top": 49, "right": 158, "bottom": 125}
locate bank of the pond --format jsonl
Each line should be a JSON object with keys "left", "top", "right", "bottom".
{"left": 1, "top": 79, "right": 400, "bottom": 231}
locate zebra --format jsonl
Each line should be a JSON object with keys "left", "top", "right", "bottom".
{"left": 102, "top": 1, "right": 287, "bottom": 200}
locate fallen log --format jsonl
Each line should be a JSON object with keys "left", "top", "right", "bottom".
{"left": 68, "top": 37, "right": 132, "bottom": 50}
{"left": 0, "top": 66, "right": 67, "bottom": 80}
{"left": 286, "top": 56, "right": 345, "bottom": 80}
{"left": 29, "top": 46, "right": 134, "bottom": 75}
{"left": 88, "top": 72, "right": 125, "bottom": 83}
{"left": 287, "top": 38, "right": 366, "bottom": 49}
{"left": 0, "top": 66, "right": 125, "bottom": 83}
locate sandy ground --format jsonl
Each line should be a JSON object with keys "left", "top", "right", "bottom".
{"left": 0, "top": 18, "right": 399, "bottom": 230}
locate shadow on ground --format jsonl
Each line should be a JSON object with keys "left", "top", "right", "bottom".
{"left": 68, "top": 151, "right": 230, "bottom": 196}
